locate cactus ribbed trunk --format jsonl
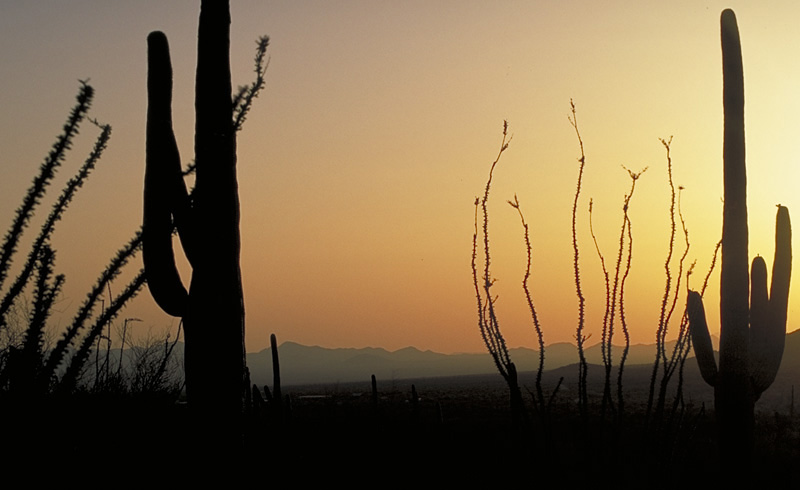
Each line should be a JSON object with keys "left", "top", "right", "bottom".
{"left": 718, "top": 7, "right": 754, "bottom": 457}
{"left": 186, "top": 0, "right": 245, "bottom": 424}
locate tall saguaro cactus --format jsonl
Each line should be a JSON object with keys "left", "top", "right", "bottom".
{"left": 687, "top": 9, "right": 792, "bottom": 464}
{"left": 143, "top": 1, "right": 245, "bottom": 422}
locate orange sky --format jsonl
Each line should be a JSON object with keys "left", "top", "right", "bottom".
{"left": 1, "top": 1, "right": 799, "bottom": 354}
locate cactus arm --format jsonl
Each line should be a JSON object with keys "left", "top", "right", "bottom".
{"left": 768, "top": 205, "right": 791, "bottom": 337}
{"left": 143, "top": 31, "right": 189, "bottom": 317}
{"left": 749, "top": 254, "right": 768, "bottom": 333}
{"left": 687, "top": 291, "right": 718, "bottom": 386}
{"left": 749, "top": 255, "right": 769, "bottom": 395}
{"left": 147, "top": 33, "right": 196, "bottom": 266}
{"left": 751, "top": 206, "right": 791, "bottom": 396}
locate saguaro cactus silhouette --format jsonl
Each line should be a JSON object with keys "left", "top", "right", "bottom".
{"left": 143, "top": 0, "right": 245, "bottom": 421}
{"left": 687, "top": 9, "right": 792, "bottom": 463}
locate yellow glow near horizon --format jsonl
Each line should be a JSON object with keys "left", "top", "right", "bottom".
{"left": 0, "top": 2, "right": 799, "bottom": 355}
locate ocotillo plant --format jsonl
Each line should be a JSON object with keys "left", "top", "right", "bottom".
{"left": 686, "top": 9, "right": 792, "bottom": 464}
{"left": 588, "top": 166, "right": 646, "bottom": 420}
{"left": 471, "top": 121, "right": 527, "bottom": 429}
{"left": 568, "top": 101, "right": 589, "bottom": 419}
{"left": 0, "top": 82, "right": 150, "bottom": 398}
{"left": 508, "top": 195, "right": 546, "bottom": 417}
{"left": 143, "top": 1, "right": 266, "bottom": 422}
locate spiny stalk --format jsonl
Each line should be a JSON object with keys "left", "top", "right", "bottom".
{"left": 473, "top": 121, "right": 513, "bottom": 379}
{"left": 42, "top": 231, "right": 142, "bottom": 379}
{"left": 700, "top": 240, "right": 723, "bottom": 296}
{"left": 58, "top": 269, "right": 146, "bottom": 393}
{"left": 0, "top": 118, "right": 111, "bottom": 329}
{"left": 508, "top": 194, "right": 545, "bottom": 413}
{"left": 568, "top": 99, "right": 588, "bottom": 418}
{"left": 588, "top": 197, "right": 613, "bottom": 417}
{"left": 656, "top": 187, "right": 692, "bottom": 419}
{"left": 0, "top": 82, "right": 93, "bottom": 292}
{"left": 614, "top": 168, "right": 645, "bottom": 416}
{"left": 590, "top": 166, "right": 646, "bottom": 420}
{"left": 616, "top": 189, "right": 635, "bottom": 415}
{"left": 23, "top": 245, "right": 63, "bottom": 360}
{"left": 15, "top": 245, "right": 64, "bottom": 394}
{"left": 646, "top": 136, "right": 682, "bottom": 426}
{"left": 233, "top": 36, "right": 270, "bottom": 131}
{"left": 588, "top": 199, "right": 610, "bottom": 360}
{"left": 471, "top": 121, "right": 527, "bottom": 429}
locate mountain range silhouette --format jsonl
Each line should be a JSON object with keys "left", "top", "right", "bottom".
{"left": 246, "top": 330, "right": 800, "bottom": 393}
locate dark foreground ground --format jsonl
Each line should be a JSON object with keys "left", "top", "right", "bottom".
{"left": 3, "top": 367, "right": 798, "bottom": 484}
{"left": 260, "top": 369, "right": 799, "bottom": 484}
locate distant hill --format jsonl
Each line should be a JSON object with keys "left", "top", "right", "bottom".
{"left": 244, "top": 340, "right": 663, "bottom": 386}
{"left": 246, "top": 330, "right": 800, "bottom": 393}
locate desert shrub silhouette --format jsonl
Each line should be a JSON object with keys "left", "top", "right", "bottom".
{"left": 0, "top": 82, "right": 140, "bottom": 396}
{"left": 471, "top": 121, "right": 528, "bottom": 433}
{"left": 471, "top": 86, "right": 718, "bottom": 471}
{"left": 0, "top": 80, "right": 186, "bottom": 405}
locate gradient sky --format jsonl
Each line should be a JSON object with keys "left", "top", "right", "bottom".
{"left": 1, "top": 1, "right": 799, "bottom": 355}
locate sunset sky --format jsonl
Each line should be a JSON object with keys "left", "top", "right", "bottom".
{"left": 1, "top": 1, "right": 799, "bottom": 356}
